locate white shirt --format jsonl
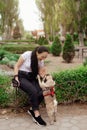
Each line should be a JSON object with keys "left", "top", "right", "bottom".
{"left": 19, "top": 51, "right": 44, "bottom": 72}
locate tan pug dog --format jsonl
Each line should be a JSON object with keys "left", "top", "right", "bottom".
{"left": 37, "top": 67, "right": 58, "bottom": 124}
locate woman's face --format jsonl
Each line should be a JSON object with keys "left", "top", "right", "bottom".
{"left": 37, "top": 52, "right": 48, "bottom": 60}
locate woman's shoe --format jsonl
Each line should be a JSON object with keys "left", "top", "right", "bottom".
{"left": 28, "top": 109, "right": 35, "bottom": 117}
{"left": 28, "top": 109, "right": 46, "bottom": 126}
{"left": 33, "top": 115, "right": 47, "bottom": 126}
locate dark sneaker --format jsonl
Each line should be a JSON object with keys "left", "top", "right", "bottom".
{"left": 33, "top": 116, "right": 47, "bottom": 126}
{"left": 28, "top": 109, "right": 46, "bottom": 126}
{"left": 27, "top": 109, "right": 35, "bottom": 117}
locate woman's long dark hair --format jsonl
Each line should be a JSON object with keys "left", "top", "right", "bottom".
{"left": 31, "top": 46, "right": 49, "bottom": 78}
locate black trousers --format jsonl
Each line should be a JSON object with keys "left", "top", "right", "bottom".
{"left": 18, "top": 70, "right": 44, "bottom": 111}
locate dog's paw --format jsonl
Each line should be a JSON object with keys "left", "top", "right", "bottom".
{"left": 37, "top": 75, "right": 40, "bottom": 79}
{"left": 54, "top": 99, "right": 58, "bottom": 106}
{"left": 50, "top": 120, "right": 54, "bottom": 125}
{"left": 54, "top": 118, "right": 56, "bottom": 122}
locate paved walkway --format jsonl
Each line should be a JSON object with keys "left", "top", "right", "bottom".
{"left": 0, "top": 104, "right": 87, "bottom": 130}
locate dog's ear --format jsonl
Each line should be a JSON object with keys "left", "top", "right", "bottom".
{"left": 44, "top": 77, "right": 47, "bottom": 82}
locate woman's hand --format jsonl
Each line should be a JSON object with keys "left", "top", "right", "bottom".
{"left": 15, "top": 76, "right": 20, "bottom": 87}
{"left": 12, "top": 77, "right": 20, "bottom": 88}
{"left": 14, "top": 56, "right": 24, "bottom": 87}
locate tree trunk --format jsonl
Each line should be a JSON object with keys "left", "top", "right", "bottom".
{"left": 79, "top": 32, "right": 84, "bottom": 46}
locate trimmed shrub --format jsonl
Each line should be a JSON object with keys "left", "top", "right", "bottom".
{"left": 0, "top": 49, "right": 19, "bottom": 68}
{"left": 13, "top": 25, "right": 21, "bottom": 39}
{"left": 1, "top": 44, "right": 38, "bottom": 54}
{"left": 73, "top": 32, "right": 79, "bottom": 46}
{"left": 43, "top": 38, "right": 49, "bottom": 45}
{"left": 0, "top": 50, "right": 8, "bottom": 60}
{"left": 1, "top": 44, "right": 51, "bottom": 54}
{"left": 1, "top": 39, "right": 35, "bottom": 43}
{"left": 0, "top": 75, "right": 11, "bottom": 107}
{"left": 53, "top": 66, "right": 87, "bottom": 103}
{"left": 49, "top": 35, "right": 54, "bottom": 42}
{"left": 73, "top": 32, "right": 79, "bottom": 42}
{"left": 37, "top": 36, "right": 49, "bottom": 45}
{"left": 0, "top": 75, "right": 29, "bottom": 108}
{"left": 62, "top": 34, "right": 75, "bottom": 63}
{"left": 51, "top": 36, "right": 62, "bottom": 56}
{"left": 84, "top": 40, "right": 87, "bottom": 46}
{"left": 83, "top": 57, "right": 87, "bottom": 66}
{"left": 1, "top": 66, "right": 87, "bottom": 107}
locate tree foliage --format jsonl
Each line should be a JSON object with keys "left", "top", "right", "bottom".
{"left": 12, "top": 25, "right": 21, "bottom": 39}
{"left": 35, "top": 0, "right": 87, "bottom": 39}
{"left": 36, "top": 0, "right": 60, "bottom": 38}
{"left": 0, "top": 0, "right": 21, "bottom": 39}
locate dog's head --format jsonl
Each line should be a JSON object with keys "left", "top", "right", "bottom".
{"left": 38, "top": 74, "right": 55, "bottom": 88}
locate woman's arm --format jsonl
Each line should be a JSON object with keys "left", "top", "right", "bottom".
{"left": 14, "top": 56, "right": 24, "bottom": 81}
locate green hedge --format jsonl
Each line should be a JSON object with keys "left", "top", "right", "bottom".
{"left": 0, "top": 75, "right": 12, "bottom": 107}
{"left": 0, "top": 39, "right": 35, "bottom": 43}
{"left": 0, "top": 44, "right": 50, "bottom": 54}
{"left": 0, "top": 50, "right": 19, "bottom": 68}
{"left": 53, "top": 66, "right": 87, "bottom": 103}
{"left": 1, "top": 44, "right": 38, "bottom": 54}
{"left": 0, "top": 66, "right": 87, "bottom": 108}
{"left": 0, "top": 75, "right": 29, "bottom": 108}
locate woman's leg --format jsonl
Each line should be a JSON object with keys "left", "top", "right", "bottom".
{"left": 19, "top": 78, "right": 43, "bottom": 111}
{"left": 33, "top": 80, "right": 44, "bottom": 105}
{"left": 18, "top": 75, "right": 46, "bottom": 126}
{"left": 31, "top": 80, "right": 44, "bottom": 117}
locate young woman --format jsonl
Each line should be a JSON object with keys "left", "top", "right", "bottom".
{"left": 14, "top": 46, "right": 49, "bottom": 126}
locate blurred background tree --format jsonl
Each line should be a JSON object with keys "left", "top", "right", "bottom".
{"left": 0, "top": 0, "right": 24, "bottom": 40}
{"left": 36, "top": 0, "right": 87, "bottom": 45}
{"left": 0, "top": 0, "right": 87, "bottom": 43}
